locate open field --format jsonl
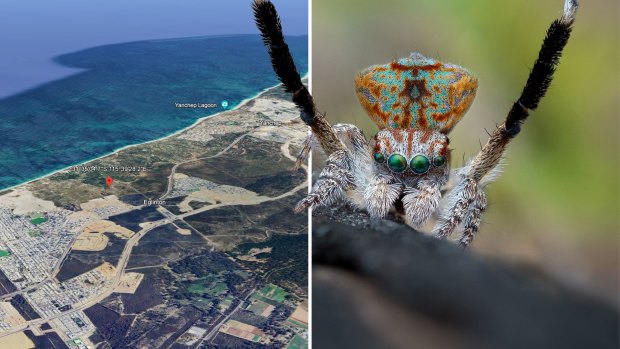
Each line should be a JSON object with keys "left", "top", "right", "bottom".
{"left": 0, "top": 302, "right": 27, "bottom": 327}
{"left": 286, "top": 334, "right": 308, "bottom": 349}
{"left": 247, "top": 299, "right": 275, "bottom": 318}
{"left": 254, "top": 284, "right": 288, "bottom": 304}
{"left": 219, "top": 320, "right": 265, "bottom": 343}
{"left": 0, "top": 332, "right": 35, "bottom": 349}
{"left": 72, "top": 220, "right": 133, "bottom": 251}
{"left": 288, "top": 300, "right": 308, "bottom": 328}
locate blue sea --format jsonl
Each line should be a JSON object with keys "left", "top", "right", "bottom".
{"left": 0, "top": 35, "right": 308, "bottom": 190}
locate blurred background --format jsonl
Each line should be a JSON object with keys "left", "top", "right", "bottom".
{"left": 312, "top": 0, "right": 619, "bottom": 304}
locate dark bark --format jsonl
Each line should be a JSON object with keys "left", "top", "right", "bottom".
{"left": 313, "top": 216, "right": 619, "bottom": 349}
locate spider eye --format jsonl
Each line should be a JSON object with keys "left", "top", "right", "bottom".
{"left": 387, "top": 154, "right": 407, "bottom": 173}
{"left": 410, "top": 155, "right": 430, "bottom": 174}
{"left": 433, "top": 155, "right": 446, "bottom": 167}
{"left": 373, "top": 152, "right": 385, "bottom": 163}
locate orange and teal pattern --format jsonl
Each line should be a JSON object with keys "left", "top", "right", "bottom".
{"left": 355, "top": 52, "right": 478, "bottom": 134}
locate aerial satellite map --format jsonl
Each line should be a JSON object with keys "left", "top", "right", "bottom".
{"left": 0, "top": 1, "right": 309, "bottom": 348}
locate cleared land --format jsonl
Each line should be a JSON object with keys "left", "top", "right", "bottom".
{"left": 114, "top": 272, "right": 144, "bottom": 294}
{"left": 73, "top": 220, "right": 133, "bottom": 251}
{"left": 219, "top": 320, "right": 265, "bottom": 343}
{"left": 237, "top": 247, "right": 272, "bottom": 263}
{"left": 0, "top": 302, "right": 27, "bottom": 327}
{"left": 0, "top": 332, "right": 35, "bottom": 349}
{"left": 0, "top": 189, "right": 57, "bottom": 215}
{"left": 288, "top": 300, "right": 308, "bottom": 328}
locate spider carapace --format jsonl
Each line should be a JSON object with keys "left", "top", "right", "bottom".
{"left": 253, "top": 0, "right": 578, "bottom": 247}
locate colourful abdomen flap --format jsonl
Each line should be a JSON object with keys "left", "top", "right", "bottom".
{"left": 355, "top": 52, "right": 478, "bottom": 134}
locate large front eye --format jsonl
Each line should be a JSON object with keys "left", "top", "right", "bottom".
{"left": 410, "top": 154, "right": 430, "bottom": 174}
{"left": 373, "top": 152, "right": 385, "bottom": 163}
{"left": 388, "top": 154, "right": 407, "bottom": 173}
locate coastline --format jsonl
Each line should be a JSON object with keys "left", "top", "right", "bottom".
{"left": 0, "top": 75, "right": 305, "bottom": 193}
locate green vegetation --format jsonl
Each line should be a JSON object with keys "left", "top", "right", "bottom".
{"left": 252, "top": 284, "right": 288, "bottom": 304}
{"left": 0, "top": 250, "right": 11, "bottom": 257}
{"left": 209, "top": 282, "right": 228, "bottom": 296}
{"left": 50, "top": 171, "right": 80, "bottom": 181}
{"left": 247, "top": 300, "right": 271, "bottom": 316}
{"left": 286, "top": 335, "right": 308, "bottom": 349}
{"left": 250, "top": 294, "right": 274, "bottom": 306}
{"left": 187, "top": 284, "right": 208, "bottom": 294}
{"left": 221, "top": 295, "right": 235, "bottom": 308}
{"left": 31, "top": 217, "right": 47, "bottom": 225}
{"left": 30, "top": 213, "right": 48, "bottom": 225}
{"left": 182, "top": 275, "right": 228, "bottom": 297}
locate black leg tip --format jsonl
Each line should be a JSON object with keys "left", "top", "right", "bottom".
{"left": 503, "top": 123, "right": 521, "bottom": 137}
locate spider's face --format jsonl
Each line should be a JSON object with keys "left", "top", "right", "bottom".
{"left": 373, "top": 128, "right": 450, "bottom": 181}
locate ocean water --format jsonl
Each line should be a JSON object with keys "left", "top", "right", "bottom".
{"left": 0, "top": 35, "right": 307, "bottom": 190}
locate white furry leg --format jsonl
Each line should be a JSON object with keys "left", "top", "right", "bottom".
{"left": 295, "top": 150, "right": 354, "bottom": 212}
{"left": 458, "top": 188, "right": 487, "bottom": 248}
{"left": 402, "top": 181, "right": 442, "bottom": 227}
{"left": 433, "top": 178, "right": 477, "bottom": 239}
{"left": 364, "top": 175, "right": 402, "bottom": 218}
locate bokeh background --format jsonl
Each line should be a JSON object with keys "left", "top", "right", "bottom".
{"left": 312, "top": 0, "right": 619, "bottom": 304}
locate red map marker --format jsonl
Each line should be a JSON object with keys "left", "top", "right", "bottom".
{"left": 105, "top": 176, "right": 113, "bottom": 188}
